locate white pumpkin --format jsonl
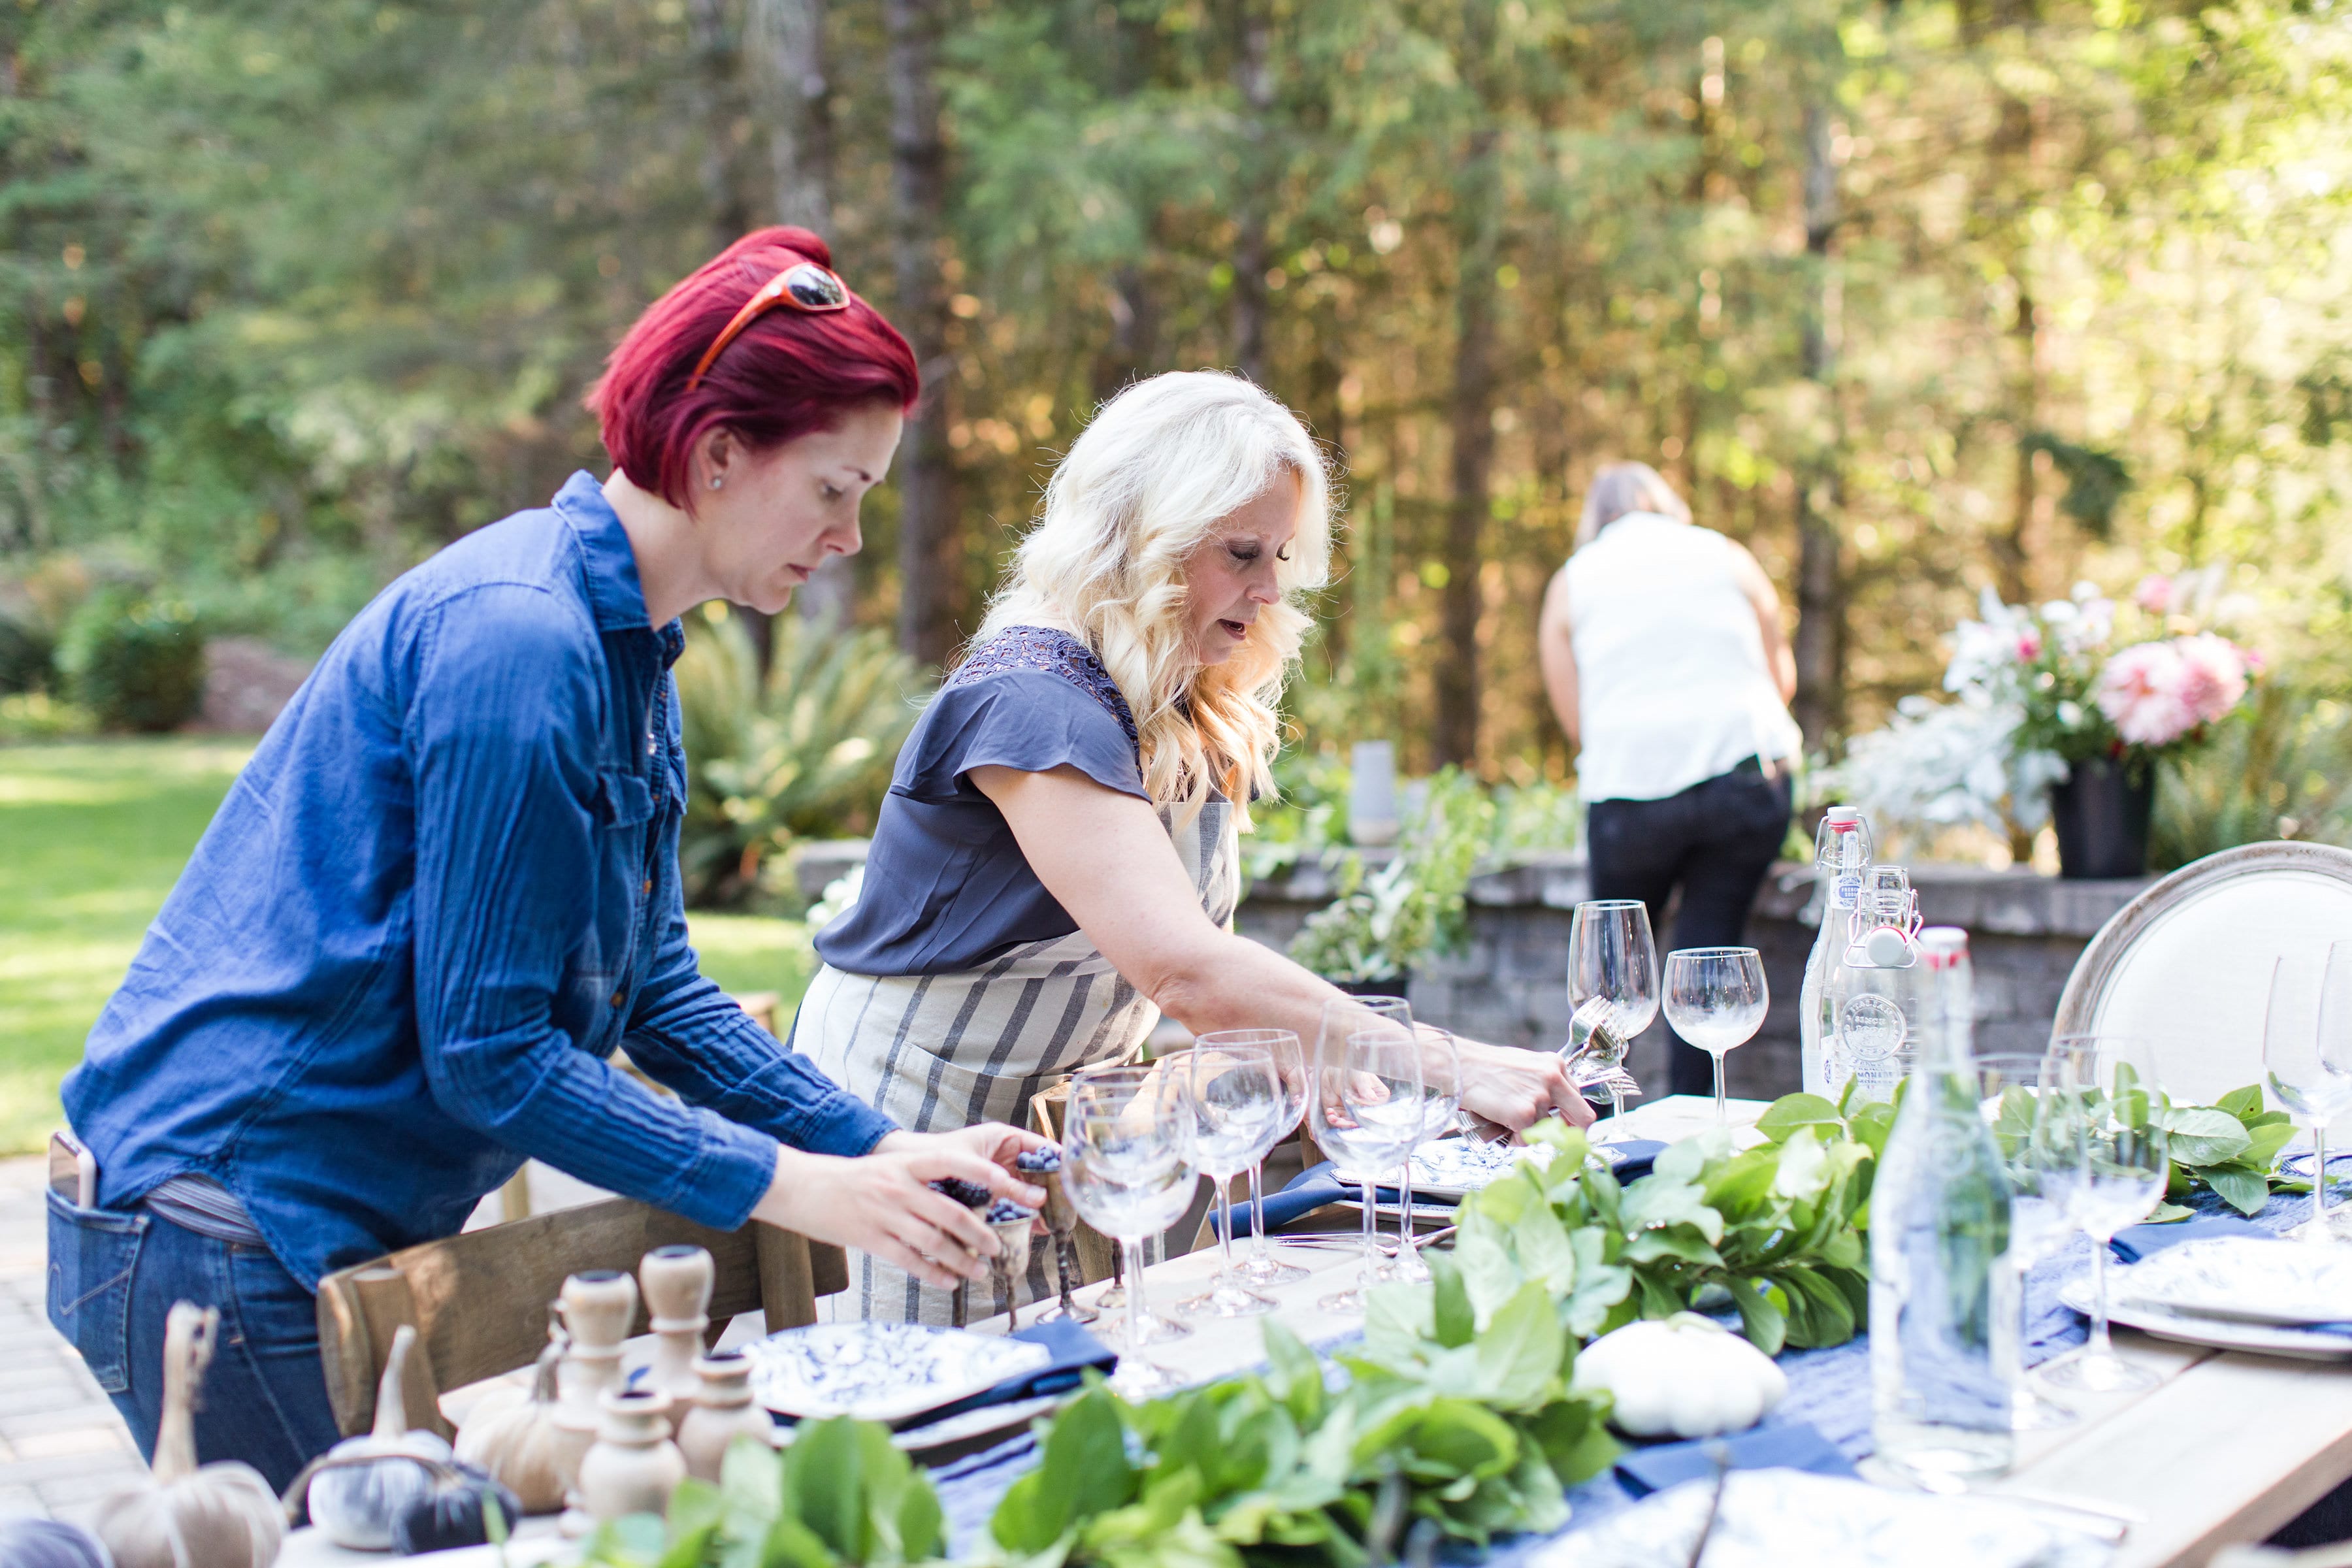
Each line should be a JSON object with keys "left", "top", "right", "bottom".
{"left": 1569, "top": 1313, "right": 1787, "bottom": 1439}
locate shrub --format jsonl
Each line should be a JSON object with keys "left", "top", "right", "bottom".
{"left": 674, "top": 606, "right": 932, "bottom": 908}
{"left": 0, "top": 615, "right": 53, "bottom": 694}
{"left": 2151, "top": 678, "right": 2352, "bottom": 870}
{"left": 55, "top": 591, "right": 206, "bottom": 732}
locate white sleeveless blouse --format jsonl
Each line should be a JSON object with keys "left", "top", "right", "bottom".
{"left": 1563, "top": 513, "right": 1801, "bottom": 803}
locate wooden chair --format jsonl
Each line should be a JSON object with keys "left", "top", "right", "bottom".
{"left": 2051, "top": 841, "right": 2352, "bottom": 1105}
{"left": 315, "top": 1199, "right": 847, "bottom": 1439}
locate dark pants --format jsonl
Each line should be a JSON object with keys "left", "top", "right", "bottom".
{"left": 1586, "top": 762, "right": 1793, "bottom": 1098}
{"left": 46, "top": 1189, "right": 342, "bottom": 1492}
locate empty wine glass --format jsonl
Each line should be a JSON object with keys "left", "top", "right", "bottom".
{"left": 1661, "top": 946, "right": 1767, "bottom": 1125}
{"left": 1236, "top": 1027, "right": 1311, "bottom": 1286}
{"left": 1972, "top": 1051, "right": 2077, "bottom": 1431}
{"left": 1177, "top": 1037, "right": 1283, "bottom": 1317}
{"left": 1568, "top": 900, "right": 1658, "bottom": 1127}
{"left": 2266, "top": 945, "right": 2352, "bottom": 1244}
{"left": 1390, "top": 1028, "right": 1462, "bottom": 1284}
{"left": 1062, "top": 1061, "right": 1197, "bottom": 1396}
{"left": 2035, "top": 1035, "right": 2168, "bottom": 1396}
{"left": 1313, "top": 1017, "right": 1424, "bottom": 1313}
{"left": 1316, "top": 995, "right": 1411, "bottom": 1276}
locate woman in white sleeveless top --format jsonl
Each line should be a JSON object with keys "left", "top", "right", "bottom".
{"left": 802, "top": 372, "right": 1592, "bottom": 1323}
{"left": 1537, "top": 462, "right": 1800, "bottom": 1098}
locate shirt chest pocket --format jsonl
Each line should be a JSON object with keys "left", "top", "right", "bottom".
{"left": 595, "top": 766, "right": 657, "bottom": 829}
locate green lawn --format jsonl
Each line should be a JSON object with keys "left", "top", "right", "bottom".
{"left": 0, "top": 738, "right": 815, "bottom": 1154}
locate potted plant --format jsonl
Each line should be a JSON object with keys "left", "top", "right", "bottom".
{"left": 1835, "top": 574, "right": 2260, "bottom": 877}
{"left": 1286, "top": 768, "right": 1493, "bottom": 990}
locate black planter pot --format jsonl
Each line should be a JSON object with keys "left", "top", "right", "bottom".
{"left": 2050, "top": 755, "right": 2155, "bottom": 879}
{"left": 1330, "top": 973, "right": 1412, "bottom": 1000}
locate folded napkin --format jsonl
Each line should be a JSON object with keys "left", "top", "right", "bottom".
{"left": 2108, "top": 1213, "right": 2267, "bottom": 1264}
{"left": 1218, "top": 1141, "right": 1670, "bottom": 1238}
{"left": 1613, "top": 1422, "right": 1857, "bottom": 1498}
{"left": 894, "top": 1318, "right": 1117, "bottom": 1430}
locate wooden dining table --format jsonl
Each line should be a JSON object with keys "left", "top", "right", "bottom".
{"left": 276, "top": 1094, "right": 2352, "bottom": 1568}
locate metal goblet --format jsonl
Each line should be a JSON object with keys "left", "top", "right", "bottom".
{"left": 1024, "top": 1154, "right": 1100, "bottom": 1324}
{"left": 988, "top": 1206, "right": 1036, "bottom": 1330}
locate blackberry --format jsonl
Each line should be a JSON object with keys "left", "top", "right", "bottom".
{"left": 1014, "top": 1147, "right": 1063, "bottom": 1173}
{"left": 927, "top": 1177, "right": 992, "bottom": 1208}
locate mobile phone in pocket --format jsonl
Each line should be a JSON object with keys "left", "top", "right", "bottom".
{"left": 48, "top": 1130, "right": 97, "bottom": 1209}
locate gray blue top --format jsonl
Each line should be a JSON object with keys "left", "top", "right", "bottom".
{"left": 63, "top": 472, "right": 894, "bottom": 1288}
{"left": 813, "top": 627, "right": 1149, "bottom": 977}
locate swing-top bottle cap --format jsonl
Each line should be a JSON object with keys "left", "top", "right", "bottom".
{"left": 1823, "top": 806, "right": 1862, "bottom": 826}
{"left": 1863, "top": 927, "right": 1913, "bottom": 968}
{"left": 1918, "top": 927, "right": 1970, "bottom": 968}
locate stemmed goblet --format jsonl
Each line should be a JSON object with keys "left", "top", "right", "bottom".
{"left": 1236, "top": 1027, "right": 1311, "bottom": 1286}
{"left": 1177, "top": 1036, "right": 1284, "bottom": 1317}
{"left": 1313, "top": 1017, "right": 1424, "bottom": 1313}
{"left": 1062, "top": 1061, "right": 1198, "bottom": 1396}
{"left": 1389, "top": 1028, "right": 1461, "bottom": 1284}
{"left": 2035, "top": 1035, "right": 2169, "bottom": 1396}
{"left": 1661, "top": 947, "right": 1767, "bottom": 1126}
{"left": 2267, "top": 945, "right": 2352, "bottom": 1243}
{"left": 1316, "top": 996, "right": 1411, "bottom": 1277}
{"left": 1567, "top": 900, "right": 1658, "bottom": 1128}
{"left": 1971, "top": 1051, "right": 2077, "bottom": 1431}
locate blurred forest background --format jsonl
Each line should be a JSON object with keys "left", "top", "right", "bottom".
{"left": 5, "top": 0, "right": 2351, "bottom": 784}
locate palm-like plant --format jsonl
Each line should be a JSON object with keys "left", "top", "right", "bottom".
{"left": 674, "top": 606, "right": 933, "bottom": 907}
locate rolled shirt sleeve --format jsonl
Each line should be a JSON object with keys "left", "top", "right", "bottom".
{"left": 405, "top": 585, "right": 782, "bottom": 1232}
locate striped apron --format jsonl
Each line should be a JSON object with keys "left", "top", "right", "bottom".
{"left": 799, "top": 796, "right": 1239, "bottom": 1324}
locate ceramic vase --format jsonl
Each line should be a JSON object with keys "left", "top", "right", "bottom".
{"left": 675, "top": 1352, "right": 775, "bottom": 1482}
{"left": 2050, "top": 755, "right": 2155, "bottom": 879}
{"left": 638, "top": 1245, "right": 713, "bottom": 1404}
{"left": 577, "top": 1388, "right": 686, "bottom": 1524}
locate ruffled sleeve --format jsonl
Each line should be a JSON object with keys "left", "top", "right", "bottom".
{"left": 896, "top": 667, "right": 1147, "bottom": 804}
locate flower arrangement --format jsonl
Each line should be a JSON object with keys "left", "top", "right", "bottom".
{"left": 1832, "top": 570, "right": 2261, "bottom": 848}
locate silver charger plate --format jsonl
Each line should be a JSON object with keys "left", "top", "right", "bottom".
{"left": 2061, "top": 1237, "right": 2352, "bottom": 1362}
{"left": 744, "top": 1322, "right": 1054, "bottom": 1424}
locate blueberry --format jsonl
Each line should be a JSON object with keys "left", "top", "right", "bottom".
{"left": 1014, "top": 1147, "right": 1063, "bottom": 1173}
{"left": 987, "top": 1200, "right": 1036, "bottom": 1224}
{"left": 927, "top": 1177, "right": 992, "bottom": 1208}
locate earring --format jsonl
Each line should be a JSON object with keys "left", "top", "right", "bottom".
{"left": 709, "top": 476, "right": 724, "bottom": 490}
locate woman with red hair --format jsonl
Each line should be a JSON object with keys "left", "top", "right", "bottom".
{"left": 50, "top": 229, "right": 1045, "bottom": 1487}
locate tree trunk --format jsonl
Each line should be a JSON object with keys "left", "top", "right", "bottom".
{"left": 1435, "top": 123, "right": 1500, "bottom": 771}
{"left": 1228, "top": 0, "right": 1274, "bottom": 385}
{"left": 1090, "top": 10, "right": 1159, "bottom": 400}
{"left": 748, "top": 0, "right": 833, "bottom": 233}
{"left": 749, "top": 0, "right": 855, "bottom": 635}
{"left": 886, "top": 0, "right": 962, "bottom": 667}
{"left": 687, "top": 0, "right": 752, "bottom": 252}
{"left": 1791, "top": 103, "right": 1846, "bottom": 749}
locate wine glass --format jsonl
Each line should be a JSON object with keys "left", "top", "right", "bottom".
{"left": 2266, "top": 945, "right": 2352, "bottom": 1243}
{"left": 1235, "top": 1027, "right": 1311, "bottom": 1286}
{"left": 1390, "top": 1028, "right": 1462, "bottom": 1285}
{"left": 1316, "top": 995, "right": 1412, "bottom": 1277}
{"left": 1313, "top": 1017, "right": 1424, "bottom": 1313}
{"left": 1062, "top": 1061, "right": 1198, "bottom": 1396}
{"left": 2035, "top": 1035, "right": 2169, "bottom": 1396}
{"left": 1176, "top": 1037, "right": 1283, "bottom": 1317}
{"left": 1568, "top": 900, "right": 1658, "bottom": 1128}
{"left": 1971, "top": 1051, "right": 2077, "bottom": 1431}
{"left": 1661, "top": 947, "right": 1767, "bottom": 1126}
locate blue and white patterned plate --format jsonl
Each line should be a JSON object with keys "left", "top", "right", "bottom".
{"left": 1401, "top": 1136, "right": 1617, "bottom": 1200}
{"left": 744, "top": 1322, "right": 1054, "bottom": 1423}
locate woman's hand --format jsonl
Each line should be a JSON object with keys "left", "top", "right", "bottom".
{"left": 1454, "top": 1039, "right": 1596, "bottom": 1131}
{"left": 750, "top": 1122, "right": 1051, "bottom": 1290}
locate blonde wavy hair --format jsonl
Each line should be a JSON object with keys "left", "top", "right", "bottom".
{"left": 975, "top": 370, "right": 1333, "bottom": 828}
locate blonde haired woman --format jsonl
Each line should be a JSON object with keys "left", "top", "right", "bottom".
{"left": 802, "top": 370, "right": 1590, "bottom": 1322}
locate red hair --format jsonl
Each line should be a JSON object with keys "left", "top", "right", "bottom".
{"left": 587, "top": 228, "right": 920, "bottom": 509}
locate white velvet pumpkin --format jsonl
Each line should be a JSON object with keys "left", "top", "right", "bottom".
{"left": 1569, "top": 1313, "right": 1787, "bottom": 1439}
{"left": 96, "top": 1303, "right": 284, "bottom": 1568}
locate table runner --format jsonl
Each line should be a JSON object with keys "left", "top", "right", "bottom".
{"left": 927, "top": 1183, "right": 2332, "bottom": 1560}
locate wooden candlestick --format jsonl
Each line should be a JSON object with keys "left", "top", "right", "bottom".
{"left": 554, "top": 1269, "right": 636, "bottom": 1537}
{"left": 638, "top": 1245, "right": 713, "bottom": 1405}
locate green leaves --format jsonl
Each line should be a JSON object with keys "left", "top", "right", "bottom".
{"left": 991, "top": 1388, "right": 1137, "bottom": 1557}
{"left": 2149, "top": 1084, "right": 2302, "bottom": 1218}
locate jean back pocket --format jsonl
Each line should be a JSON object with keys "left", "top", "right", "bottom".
{"left": 45, "top": 1188, "right": 148, "bottom": 1394}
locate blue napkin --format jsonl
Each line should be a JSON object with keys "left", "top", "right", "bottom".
{"left": 1614, "top": 1422, "right": 1857, "bottom": 1497}
{"left": 1217, "top": 1141, "right": 1669, "bottom": 1237}
{"left": 2108, "top": 1213, "right": 2268, "bottom": 1264}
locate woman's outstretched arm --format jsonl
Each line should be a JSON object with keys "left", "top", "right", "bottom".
{"left": 972, "top": 763, "right": 1593, "bottom": 1132}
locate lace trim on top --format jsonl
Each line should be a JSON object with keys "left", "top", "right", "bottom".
{"left": 947, "top": 626, "right": 1141, "bottom": 756}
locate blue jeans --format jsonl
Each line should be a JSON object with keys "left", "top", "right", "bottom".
{"left": 45, "top": 1188, "right": 342, "bottom": 1493}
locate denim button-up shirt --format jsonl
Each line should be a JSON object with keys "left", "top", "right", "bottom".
{"left": 63, "top": 472, "right": 893, "bottom": 1288}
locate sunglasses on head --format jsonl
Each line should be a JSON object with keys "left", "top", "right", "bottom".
{"left": 685, "top": 259, "right": 851, "bottom": 389}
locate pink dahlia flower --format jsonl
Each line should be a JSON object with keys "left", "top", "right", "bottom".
{"left": 2097, "top": 640, "right": 2196, "bottom": 746}
{"left": 2172, "top": 632, "right": 2249, "bottom": 725}
{"left": 2134, "top": 573, "right": 2175, "bottom": 614}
